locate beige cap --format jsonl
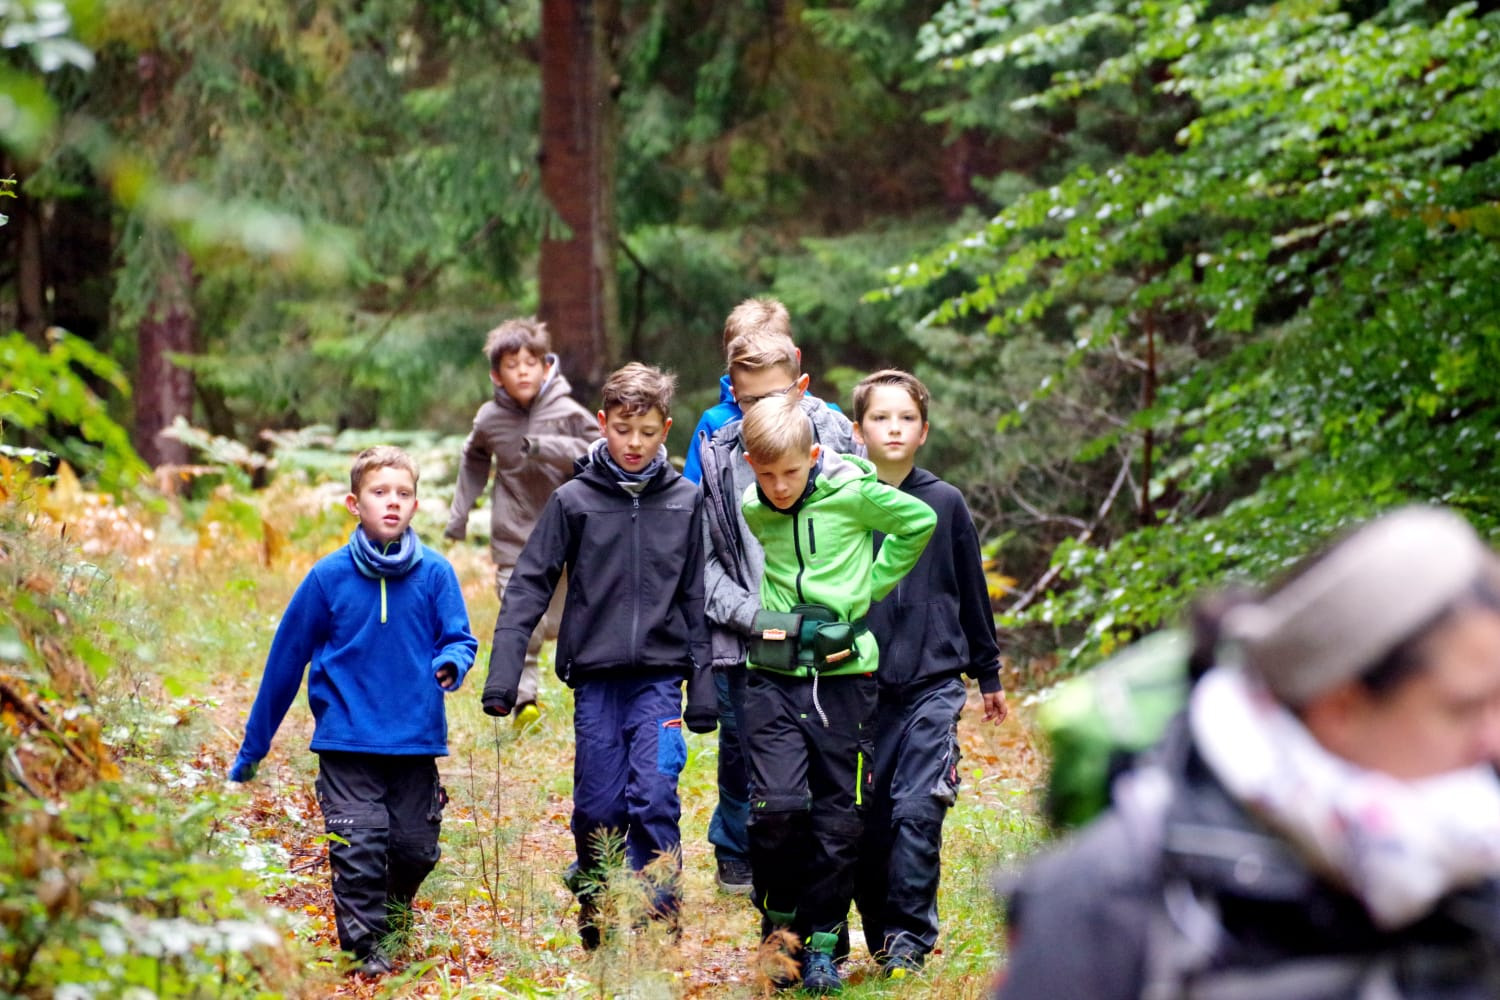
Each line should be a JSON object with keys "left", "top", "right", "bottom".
{"left": 1223, "top": 506, "right": 1499, "bottom": 705}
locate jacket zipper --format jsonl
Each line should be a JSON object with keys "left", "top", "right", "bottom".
{"left": 808, "top": 519, "right": 817, "bottom": 555}
{"left": 793, "top": 510, "right": 807, "bottom": 603}
{"left": 631, "top": 495, "right": 641, "bottom": 661}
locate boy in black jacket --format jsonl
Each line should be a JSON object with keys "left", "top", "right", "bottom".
{"left": 849, "top": 370, "right": 1009, "bottom": 976}
{"left": 481, "top": 363, "right": 717, "bottom": 948}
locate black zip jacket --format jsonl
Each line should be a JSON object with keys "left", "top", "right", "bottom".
{"left": 866, "top": 468, "right": 1003, "bottom": 695}
{"left": 481, "top": 448, "right": 714, "bottom": 725}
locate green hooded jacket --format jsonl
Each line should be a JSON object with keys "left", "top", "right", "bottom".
{"left": 741, "top": 452, "right": 936, "bottom": 678}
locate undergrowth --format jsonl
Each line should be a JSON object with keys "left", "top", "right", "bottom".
{"left": 0, "top": 446, "right": 1046, "bottom": 997}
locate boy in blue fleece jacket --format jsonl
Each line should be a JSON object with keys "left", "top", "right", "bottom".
{"left": 229, "top": 446, "right": 478, "bottom": 977}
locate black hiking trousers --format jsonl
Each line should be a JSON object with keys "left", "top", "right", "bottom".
{"left": 744, "top": 669, "right": 877, "bottom": 947}
{"left": 315, "top": 751, "right": 445, "bottom": 961}
{"left": 854, "top": 675, "right": 966, "bottom": 964}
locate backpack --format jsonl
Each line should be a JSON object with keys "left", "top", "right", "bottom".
{"left": 1037, "top": 629, "right": 1190, "bottom": 829}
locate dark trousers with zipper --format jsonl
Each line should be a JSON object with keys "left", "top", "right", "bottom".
{"left": 853, "top": 676, "right": 966, "bottom": 963}
{"left": 744, "top": 668, "right": 877, "bottom": 950}
{"left": 707, "top": 662, "right": 751, "bottom": 865}
{"left": 315, "top": 751, "right": 445, "bottom": 962}
{"left": 570, "top": 673, "right": 687, "bottom": 916}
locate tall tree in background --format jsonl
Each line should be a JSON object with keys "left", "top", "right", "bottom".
{"left": 539, "top": 0, "right": 619, "bottom": 396}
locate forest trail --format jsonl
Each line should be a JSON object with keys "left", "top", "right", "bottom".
{"left": 204, "top": 543, "right": 1046, "bottom": 998}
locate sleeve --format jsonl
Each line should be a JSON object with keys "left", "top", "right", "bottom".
{"left": 235, "top": 570, "right": 329, "bottom": 763}
{"left": 446, "top": 415, "right": 494, "bottom": 540}
{"left": 677, "top": 497, "right": 712, "bottom": 670}
{"left": 524, "top": 407, "right": 599, "bottom": 475}
{"left": 429, "top": 559, "right": 479, "bottom": 688}
{"left": 997, "top": 817, "right": 1151, "bottom": 1000}
{"left": 952, "top": 497, "right": 1004, "bottom": 693}
{"left": 702, "top": 506, "right": 761, "bottom": 635}
{"left": 860, "top": 484, "right": 937, "bottom": 604}
{"left": 482, "top": 493, "right": 571, "bottom": 711}
{"left": 681, "top": 413, "right": 714, "bottom": 484}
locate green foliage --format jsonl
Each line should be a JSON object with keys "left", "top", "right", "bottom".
{"left": 0, "top": 782, "right": 293, "bottom": 998}
{"left": 0, "top": 330, "right": 148, "bottom": 493}
{"left": 896, "top": 0, "right": 1500, "bottom": 663}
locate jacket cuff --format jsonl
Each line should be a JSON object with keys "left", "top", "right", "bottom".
{"left": 975, "top": 670, "right": 1003, "bottom": 695}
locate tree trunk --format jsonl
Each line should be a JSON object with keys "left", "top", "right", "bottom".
{"left": 134, "top": 252, "right": 196, "bottom": 467}
{"left": 13, "top": 173, "right": 47, "bottom": 344}
{"left": 537, "top": 0, "right": 619, "bottom": 401}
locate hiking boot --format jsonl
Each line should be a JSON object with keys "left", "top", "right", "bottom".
{"left": 801, "top": 950, "right": 841, "bottom": 993}
{"left": 884, "top": 952, "right": 923, "bottom": 979}
{"left": 715, "top": 856, "right": 753, "bottom": 895}
{"left": 351, "top": 952, "right": 393, "bottom": 978}
{"left": 577, "top": 896, "right": 602, "bottom": 951}
{"left": 514, "top": 702, "right": 541, "bottom": 732}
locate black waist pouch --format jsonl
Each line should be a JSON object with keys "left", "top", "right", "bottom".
{"left": 793, "top": 604, "right": 860, "bottom": 671}
{"left": 749, "top": 609, "right": 803, "bottom": 671}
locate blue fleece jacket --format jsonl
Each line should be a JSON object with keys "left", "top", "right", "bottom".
{"left": 234, "top": 541, "right": 477, "bottom": 765}
{"left": 682, "top": 375, "right": 740, "bottom": 485}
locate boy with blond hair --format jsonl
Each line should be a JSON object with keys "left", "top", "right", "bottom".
{"left": 738, "top": 392, "right": 936, "bottom": 993}
{"left": 698, "top": 326, "right": 858, "bottom": 896}
{"left": 849, "top": 369, "right": 1009, "bottom": 977}
{"left": 446, "top": 317, "right": 598, "bottom": 727}
{"left": 230, "top": 446, "right": 478, "bottom": 977}
{"left": 481, "top": 363, "right": 716, "bottom": 949}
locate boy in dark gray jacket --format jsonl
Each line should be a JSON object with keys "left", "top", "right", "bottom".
{"left": 697, "top": 328, "right": 860, "bottom": 896}
{"left": 481, "top": 363, "right": 716, "bottom": 949}
{"left": 849, "top": 370, "right": 1008, "bottom": 976}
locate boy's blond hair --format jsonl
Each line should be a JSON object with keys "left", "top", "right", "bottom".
{"left": 600, "top": 362, "right": 676, "bottom": 420}
{"left": 726, "top": 331, "right": 801, "bottom": 381}
{"left": 350, "top": 445, "right": 420, "bottom": 494}
{"left": 741, "top": 392, "right": 813, "bottom": 464}
{"left": 722, "top": 297, "right": 791, "bottom": 352}
{"left": 483, "top": 318, "right": 550, "bottom": 369}
{"left": 852, "top": 368, "right": 931, "bottom": 424}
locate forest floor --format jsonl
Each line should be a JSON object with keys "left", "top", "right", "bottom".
{"left": 18, "top": 472, "right": 1049, "bottom": 999}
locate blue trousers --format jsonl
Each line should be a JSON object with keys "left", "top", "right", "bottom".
{"left": 571, "top": 673, "right": 687, "bottom": 913}
{"left": 854, "top": 676, "right": 967, "bottom": 961}
{"left": 707, "top": 663, "right": 750, "bottom": 863}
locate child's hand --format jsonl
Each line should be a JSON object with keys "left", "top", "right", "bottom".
{"left": 982, "top": 690, "right": 1009, "bottom": 724}
{"left": 228, "top": 753, "right": 260, "bottom": 783}
{"left": 435, "top": 664, "right": 458, "bottom": 690}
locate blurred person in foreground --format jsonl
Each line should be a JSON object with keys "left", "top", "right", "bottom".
{"left": 999, "top": 505, "right": 1500, "bottom": 999}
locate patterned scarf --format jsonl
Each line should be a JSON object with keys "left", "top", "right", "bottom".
{"left": 590, "top": 438, "right": 666, "bottom": 494}
{"left": 1191, "top": 662, "right": 1500, "bottom": 929}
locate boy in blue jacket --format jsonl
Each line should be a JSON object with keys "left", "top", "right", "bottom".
{"left": 229, "top": 446, "right": 478, "bottom": 977}
{"left": 481, "top": 362, "right": 717, "bottom": 949}
{"left": 849, "top": 370, "right": 1009, "bottom": 977}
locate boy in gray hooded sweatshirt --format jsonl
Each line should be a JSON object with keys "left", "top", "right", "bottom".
{"left": 445, "top": 317, "right": 598, "bottom": 724}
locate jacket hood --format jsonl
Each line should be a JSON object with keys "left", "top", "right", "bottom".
{"left": 754, "top": 452, "right": 873, "bottom": 517}
{"left": 575, "top": 437, "right": 675, "bottom": 492}
{"left": 898, "top": 466, "right": 941, "bottom": 493}
{"left": 492, "top": 353, "right": 571, "bottom": 411}
{"left": 717, "top": 373, "right": 734, "bottom": 404}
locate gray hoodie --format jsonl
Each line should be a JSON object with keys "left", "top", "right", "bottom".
{"left": 445, "top": 356, "right": 599, "bottom": 569}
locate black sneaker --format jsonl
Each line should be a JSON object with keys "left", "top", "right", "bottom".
{"left": 715, "top": 856, "right": 753, "bottom": 895}
{"left": 801, "top": 950, "right": 842, "bottom": 993}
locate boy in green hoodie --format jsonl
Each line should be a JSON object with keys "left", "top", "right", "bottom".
{"left": 739, "top": 392, "right": 936, "bottom": 993}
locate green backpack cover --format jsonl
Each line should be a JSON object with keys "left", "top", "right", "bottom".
{"left": 1037, "top": 629, "right": 1190, "bottom": 829}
